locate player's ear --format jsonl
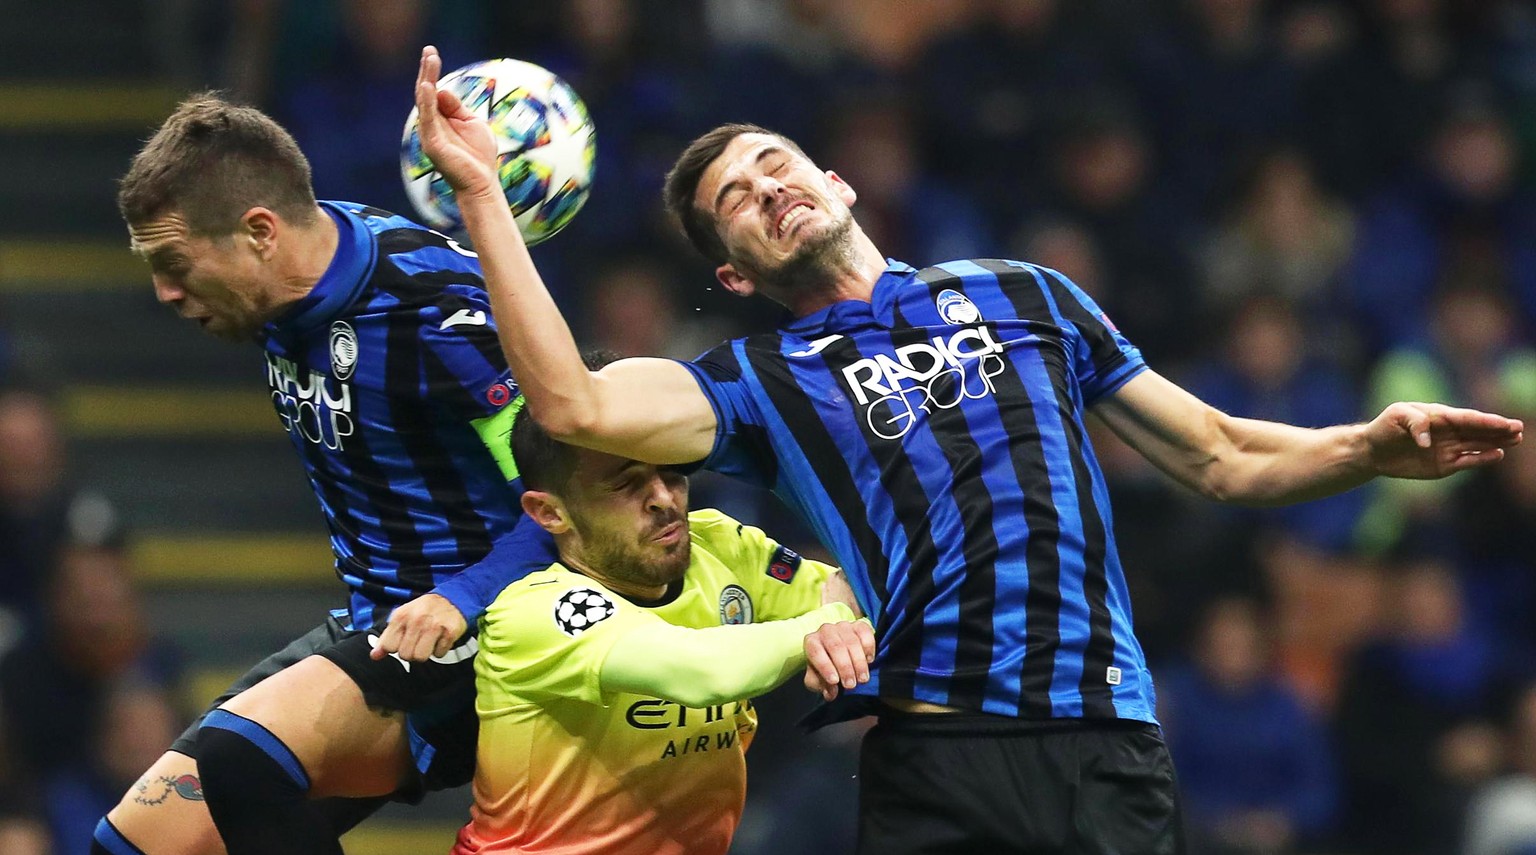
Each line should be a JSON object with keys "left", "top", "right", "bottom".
{"left": 715, "top": 264, "right": 756, "bottom": 299}
{"left": 520, "top": 491, "right": 571, "bottom": 535}
{"left": 239, "top": 207, "right": 279, "bottom": 260}
{"left": 825, "top": 171, "right": 856, "bottom": 207}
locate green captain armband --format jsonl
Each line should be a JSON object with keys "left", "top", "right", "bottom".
{"left": 472, "top": 396, "right": 524, "bottom": 483}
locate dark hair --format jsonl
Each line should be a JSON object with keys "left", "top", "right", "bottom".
{"left": 118, "top": 93, "right": 318, "bottom": 235}
{"left": 662, "top": 122, "right": 809, "bottom": 264}
{"left": 510, "top": 350, "right": 621, "bottom": 493}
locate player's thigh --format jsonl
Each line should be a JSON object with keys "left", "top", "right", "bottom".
{"left": 219, "top": 654, "right": 411, "bottom": 798}
{"left": 105, "top": 750, "right": 225, "bottom": 855}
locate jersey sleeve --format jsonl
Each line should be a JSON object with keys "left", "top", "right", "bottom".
{"left": 599, "top": 603, "right": 856, "bottom": 708}
{"left": 688, "top": 509, "right": 836, "bottom": 622}
{"left": 431, "top": 511, "right": 555, "bottom": 621}
{"left": 416, "top": 286, "right": 521, "bottom": 424}
{"left": 675, "top": 345, "right": 776, "bottom": 488}
{"left": 476, "top": 574, "right": 661, "bottom": 711}
{"left": 1024, "top": 265, "right": 1147, "bottom": 404}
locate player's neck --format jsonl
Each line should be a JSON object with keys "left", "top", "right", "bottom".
{"left": 561, "top": 553, "right": 668, "bottom": 602}
{"left": 783, "top": 230, "right": 886, "bottom": 318}
{"left": 269, "top": 206, "right": 340, "bottom": 308}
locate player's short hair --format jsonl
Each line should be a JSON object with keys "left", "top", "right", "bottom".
{"left": 118, "top": 93, "right": 319, "bottom": 235}
{"left": 663, "top": 123, "right": 810, "bottom": 265}
{"left": 511, "top": 350, "right": 620, "bottom": 494}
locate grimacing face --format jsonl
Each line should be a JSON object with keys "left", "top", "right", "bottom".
{"left": 560, "top": 450, "right": 692, "bottom": 591}
{"left": 128, "top": 211, "right": 276, "bottom": 342}
{"left": 695, "top": 132, "right": 859, "bottom": 296}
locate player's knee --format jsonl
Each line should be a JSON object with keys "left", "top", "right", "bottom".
{"left": 195, "top": 709, "right": 313, "bottom": 802}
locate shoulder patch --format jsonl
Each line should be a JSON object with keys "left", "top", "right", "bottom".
{"left": 766, "top": 545, "right": 802, "bottom": 584}
{"left": 553, "top": 586, "right": 618, "bottom": 637}
{"left": 719, "top": 584, "right": 754, "bottom": 625}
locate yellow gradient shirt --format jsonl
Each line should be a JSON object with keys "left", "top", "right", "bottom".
{"left": 453, "top": 509, "right": 845, "bottom": 855}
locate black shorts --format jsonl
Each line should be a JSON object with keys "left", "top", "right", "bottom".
{"left": 857, "top": 711, "right": 1184, "bottom": 855}
{"left": 171, "top": 613, "right": 479, "bottom": 803}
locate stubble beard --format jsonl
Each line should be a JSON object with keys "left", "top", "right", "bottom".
{"left": 750, "top": 209, "right": 859, "bottom": 300}
{"left": 582, "top": 526, "right": 692, "bottom": 591}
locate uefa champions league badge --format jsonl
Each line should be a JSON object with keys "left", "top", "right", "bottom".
{"left": 554, "top": 587, "right": 618, "bottom": 637}
{"left": 936, "top": 289, "right": 981, "bottom": 325}
{"left": 718, "top": 585, "right": 754, "bottom": 625}
{"left": 329, "top": 321, "right": 358, "bottom": 381}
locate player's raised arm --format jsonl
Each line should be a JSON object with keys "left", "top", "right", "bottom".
{"left": 1093, "top": 369, "right": 1524, "bottom": 505}
{"left": 414, "top": 46, "right": 716, "bottom": 465}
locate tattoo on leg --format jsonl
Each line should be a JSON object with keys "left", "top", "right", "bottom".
{"left": 133, "top": 773, "right": 206, "bottom": 805}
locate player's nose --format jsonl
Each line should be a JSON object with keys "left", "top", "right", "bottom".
{"left": 151, "top": 274, "right": 185, "bottom": 304}
{"left": 754, "top": 176, "right": 788, "bottom": 206}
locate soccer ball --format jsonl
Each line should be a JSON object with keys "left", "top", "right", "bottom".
{"left": 401, "top": 58, "right": 595, "bottom": 245}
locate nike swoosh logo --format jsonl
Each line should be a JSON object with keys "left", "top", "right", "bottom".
{"left": 440, "top": 309, "right": 488, "bottom": 330}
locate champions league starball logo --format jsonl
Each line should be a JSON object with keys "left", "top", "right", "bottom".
{"left": 936, "top": 289, "right": 981, "bottom": 325}
{"left": 554, "top": 587, "right": 618, "bottom": 637}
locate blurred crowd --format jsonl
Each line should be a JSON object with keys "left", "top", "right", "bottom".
{"left": 6, "top": 0, "right": 1536, "bottom": 852}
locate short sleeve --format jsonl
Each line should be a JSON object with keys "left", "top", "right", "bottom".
{"left": 476, "top": 575, "right": 660, "bottom": 711}
{"left": 688, "top": 510, "right": 835, "bottom": 622}
{"left": 677, "top": 344, "right": 776, "bottom": 488}
{"left": 1034, "top": 266, "right": 1147, "bottom": 404}
{"left": 417, "top": 287, "right": 520, "bottom": 423}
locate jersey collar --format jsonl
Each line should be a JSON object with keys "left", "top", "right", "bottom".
{"left": 265, "top": 202, "right": 378, "bottom": 337}
{"left": 780, "top": 258, "right": 916, "bottom": 335}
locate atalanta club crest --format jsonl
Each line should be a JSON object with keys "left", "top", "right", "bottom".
{"left": 936, "top": 289, "right": 981, "bottom": 325}
{"left": 554, "top": 587, "right": 618, "bottom": 637}
{"left": 329, "top": 321, "right": 358, "bottom": 380}
{"left": 719, "top": 584, "right": 754, "bottom": 625}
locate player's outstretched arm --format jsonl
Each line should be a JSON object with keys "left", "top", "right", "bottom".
{"left": 414, "top": 46, "right": 715, "bottom": 465}
{"left": 1093, "top": 370, "right": 1524, "bottom": 506}
{"left": 600, "top": 603, "right": 868, "bottom": 709}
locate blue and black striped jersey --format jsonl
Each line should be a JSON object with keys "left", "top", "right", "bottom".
{"left": 261, "top": 201, "right": 548, "bottom": 631}
{"left": 682, "top": 259, "right": 1156, "bottom": 723}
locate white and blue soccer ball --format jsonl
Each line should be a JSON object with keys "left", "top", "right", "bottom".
{"left": 401, "top": 58, "right": 595, "bottom": 245}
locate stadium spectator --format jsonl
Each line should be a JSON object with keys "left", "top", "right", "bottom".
{"left": 0, "top": 542, "right": 180, "bottom": 785}
{"left": 1464, "top": 682, "right": 1536, "bottom": 855}
{"left": 1160, "top": 597, "right": 1337, "bottom": 854}
{"left": 1042, "top": 103, "right": 1200, "bottom": 365}
{"left": 1334, "top": 557, "right": 1504, "bottom": 854}
{"left": 1346, "top": 94, "right": 1536, "bottom": 355}
{"left": 0, "top": 388, "right": 121, "bottom": 632}
{"left": 1198, "top": 148, "right": 1358, "bottom": 363}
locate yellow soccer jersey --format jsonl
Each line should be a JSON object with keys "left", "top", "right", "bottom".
{"left": 453, "top": 509, "right": 840, "bottom": 855}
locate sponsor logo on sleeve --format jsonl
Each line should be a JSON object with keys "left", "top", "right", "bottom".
{"left": 766, "top": 545, "right": 802, "bottom": 584}
{"left": 554, "top": 587, "right": 618, "bottom": 637}
{"left": 719, "top": 584, "right": 754, "bottom": 625}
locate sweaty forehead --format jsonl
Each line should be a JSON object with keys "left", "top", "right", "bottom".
{"left": 128, "top": 213, "right": 191, "bottom": 256}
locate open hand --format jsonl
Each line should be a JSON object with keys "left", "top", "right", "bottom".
{"left": 371, "top": 593, "right": 469, "bottom": 663}
{"left": 803, "top": 619, "right": 876, "bottom": 701}
{"left": 1366, "top": 402, "right": 1523, "bottom": 479}
{"left": 415, "top": 45, "right": 499, "bottom": 200}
